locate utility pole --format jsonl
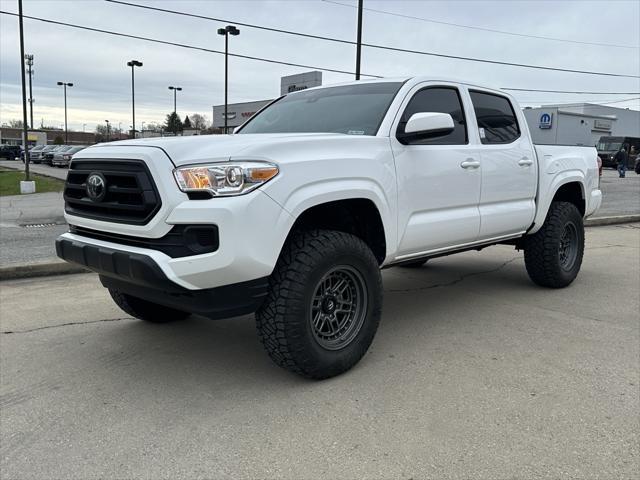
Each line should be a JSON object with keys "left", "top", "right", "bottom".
{"left": 217, "top": 25, "right": 240, "bottom": 134}
{"left": 25, "top": 54, "right": 34, "bottom": 129}
{"left": 355, "top": 0, "right": 363, "bottom": 80}
{"left": 105, "top": 120, "right": 110, "bottom": 141}
{"left": 127, "top": 60, "right": 142, "bottom": 138}
{"left": 56, "top": 81, "right": 73, "bottom": 143}
{"left": 18, "top": 0, "right": 30, "bottom": 180}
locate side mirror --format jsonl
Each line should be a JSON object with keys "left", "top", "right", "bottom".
{"left": 399, "top": 112, "right": 455, "bottom": 144}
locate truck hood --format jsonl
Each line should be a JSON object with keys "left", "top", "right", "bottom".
{"left": 85, "top": 133, "right": 365, "bottom": 166}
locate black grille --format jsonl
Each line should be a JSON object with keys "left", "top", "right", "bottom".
{"left": 64, "top": 160, "right": 161, "bottom": 225}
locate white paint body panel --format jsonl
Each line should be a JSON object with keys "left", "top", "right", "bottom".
{"left": 61, "top": 77, "right": 601, "bottom": 290}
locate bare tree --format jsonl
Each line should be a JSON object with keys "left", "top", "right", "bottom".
{"left": 189, "top": 113, "right": 209, "bottom": 130}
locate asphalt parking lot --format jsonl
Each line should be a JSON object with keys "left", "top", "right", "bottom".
{"left": 1, "top": 224, "right": 638, "bottom": 479}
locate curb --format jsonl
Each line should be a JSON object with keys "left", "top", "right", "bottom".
{"left": 585, "top": 215, "right": 640, "bottom": 227}
{"left": 0, "top": 261, "right": 88, "bottom": 281}
{"left": 1, "top": 216, "right": 637, "bottom": 282}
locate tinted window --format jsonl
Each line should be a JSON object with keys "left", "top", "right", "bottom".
{"left": 239, "top": 82, "right": 403, "bottom": 136}
{"left": 398, "top": 87, "right": 467, "bottom": 145}
{"left": 469, "top": 91, "right": 520, "bottom": 144}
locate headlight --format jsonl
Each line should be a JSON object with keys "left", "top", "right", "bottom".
{"left": 173, "top": 161, "right": 279, "bottom": 197}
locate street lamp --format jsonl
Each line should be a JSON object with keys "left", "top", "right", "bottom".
{"left": 217, "top": 25, "right": 240, "bottom": 134}
{"left": 168, "top": 86, "right": 182, "bottom": 134}
{"left": 82, "top": 123, "right": 86, "bottom": 133}
{"left": 168, "top": 86, "right": 182, "bottom": 114}
{"left": 56, "top": 81, "right": 73, "bottom": 143}
{"left": 104, "top": 119, "right": 110, "bottom": 141}
{"left": 126, "top": 59, "right": 142, "bottom": 138}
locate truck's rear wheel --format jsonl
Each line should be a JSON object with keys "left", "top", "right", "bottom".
{"left": 523, "top": 201, "right": 584, "bottom": 288}
{"left": 256, "top": 229, "right": 382, "bottom": 379}
{"left": 108, "top": 289, "right": 190, "bottom": 322}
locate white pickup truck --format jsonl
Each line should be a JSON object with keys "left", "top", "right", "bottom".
{"left": 56, "top": 77, "right": 602, "bottom": 379}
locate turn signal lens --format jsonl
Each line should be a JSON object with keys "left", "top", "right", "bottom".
{"left": 174, "top": 161, "right": 278, "bottom": 197}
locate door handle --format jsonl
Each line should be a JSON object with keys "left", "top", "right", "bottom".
{"left": 460, "top": 159, "right": 481, "bottom": 169}
{"left": 518, "top": 158, "right": 533, "bottom": 167}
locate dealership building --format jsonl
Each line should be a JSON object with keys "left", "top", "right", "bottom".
{"left": 523, "top": 103, "right": 640, "bottom": 146}
{"left": 213, "top": 71, "right": 323, "bottom": 132}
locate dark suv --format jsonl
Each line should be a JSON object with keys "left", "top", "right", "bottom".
{"left": 0, "top": 145, "right": 22, "bottom": 160}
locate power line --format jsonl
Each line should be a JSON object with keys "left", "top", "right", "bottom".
{"left": 0, "top": 10, "right": 382, "bottom": 78}
{"left": 3, "top": 9, "right": 640, "bottom": 93}
{"left": 503, "top": 88, "right": 640, "bottom": 94}
{"left": 105, "top": 0, "right": 640, "bottom": 79}
{"left": 322, "top": 0, "right": 639, "bottom": 50}
{"left": 519, "top": 97, "right": 640, "bottom": 107}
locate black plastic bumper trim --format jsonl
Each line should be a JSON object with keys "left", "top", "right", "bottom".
{"left": 56, "top": 237, "right": 268, "bottom": 319}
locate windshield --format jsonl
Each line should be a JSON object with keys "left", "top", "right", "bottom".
{"left": 238, "top": 82, "right": 403, "bottom": 136}
{"left": 597, "top": 138, "right": 622, "bottom": 151}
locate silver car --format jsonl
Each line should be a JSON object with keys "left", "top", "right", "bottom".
{"left": 51, "top": 145, "right": 87, "bottom": 167}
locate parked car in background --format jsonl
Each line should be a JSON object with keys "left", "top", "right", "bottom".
{"left": 31, "top": 145, "right": 58, "bottom": 164}
{"left": 597, "top": 136, "right": 640, "bottom": 168}
{"left": 52, "top": 145, "right": 87, "bottom": 167}
{"left": 43, "top": 145, "right": 73, "bottom": 165}
{"left": 0, "top": 144, "right": 22, "bottom": 160}
{"left": 27, "top": 145, "right": 45, "bottom": 163}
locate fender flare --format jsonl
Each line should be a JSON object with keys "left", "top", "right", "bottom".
{"left": 529, "top": 172, "right": 586, "bottom": 234}
{"left": 270, "top": 178, "right": 396, "bottom": 261}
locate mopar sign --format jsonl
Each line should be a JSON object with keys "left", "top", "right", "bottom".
{"left": 539, "top": 113, "right": 553, "bottom": 129}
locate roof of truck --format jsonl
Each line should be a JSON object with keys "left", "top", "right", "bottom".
{"left": 298, "top": 76, "right": 510, "bottom": 98}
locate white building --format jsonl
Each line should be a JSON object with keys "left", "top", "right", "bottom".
{"left": 523, "top": 103, "right": 640, "bottom": 146}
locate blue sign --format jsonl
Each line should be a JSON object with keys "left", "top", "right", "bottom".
{"left": 539, "top": 113, "right": 553, "bottom": 129}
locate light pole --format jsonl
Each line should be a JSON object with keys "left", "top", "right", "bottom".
{"left": 217, "top": 25, "right": 240, "bottom": 134}
{"left": 168, "top": 86, "right": 182, "bottom": 134}
{"left": 82, "top": 123, "right": 86, "bottom": 133}
{"left": 56, "top": 81, "right": 73, "bottom": 143}
{"left": 127, "top": 60, "right": 142, "bottom": 138}
{"left": 105, "top": 119, "right": 110, "bottom": 141}
{"left": 25, "top": 54, "right": 34, "bottom": 129}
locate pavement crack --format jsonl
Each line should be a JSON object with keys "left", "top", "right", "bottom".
{"left": 387, "top": 257, "right": 519, "bottom": 293}
{"left": 1, "top": 317, "right": 132, "bottom": 335}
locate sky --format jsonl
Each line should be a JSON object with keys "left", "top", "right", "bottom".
{"left": 1, "top": 0, "right": 639, "bottom": 132}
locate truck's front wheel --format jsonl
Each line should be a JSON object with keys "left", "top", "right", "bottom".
{"left": 256, "top": 230, "right": 382, "bottom": 379}
{"left": 523, "top": 201, "right": 584, "bottom": 288}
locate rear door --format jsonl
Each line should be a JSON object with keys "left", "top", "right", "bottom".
{"left": 467, "top": 89, "right": 537, "bottom": 239}
{"left": 391, "top": 83, "right": 482, "bottom": 258}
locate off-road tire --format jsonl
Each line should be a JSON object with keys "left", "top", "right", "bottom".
{"left": 524, "top": 201, "right": 584, "bottom": 288}
{"left": 398, "top": 259, "right": 429, "bottom": 268}
{"left": 256, "top": 229, "right": 383, "bottom": 379}
{"left": 108, "top": 289, "right": 190, "bottom": 322}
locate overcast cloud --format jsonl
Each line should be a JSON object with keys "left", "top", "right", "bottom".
{"left": 1, "top": 0, "right": 639, "bottom": 132}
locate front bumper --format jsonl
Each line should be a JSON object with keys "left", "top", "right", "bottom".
{"left": 56, "top": 236, "right": 269, "bottom": 319}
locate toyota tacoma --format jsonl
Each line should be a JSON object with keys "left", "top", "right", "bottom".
{"left": 56, "top": 77, "right": 602, "bottom": 379}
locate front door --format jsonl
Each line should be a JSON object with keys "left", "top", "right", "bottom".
{"left": 391, "top": 84, "right": 482, "bottom": 259}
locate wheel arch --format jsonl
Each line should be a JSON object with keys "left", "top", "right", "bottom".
{"left": 529, "top": 174, "right": 586, "bottom": 234}
{"left": 281, "top": 197, "right": 389, "bottom": 265}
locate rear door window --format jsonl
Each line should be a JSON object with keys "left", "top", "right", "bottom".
{"left": 469, "top": 91, "right": 520, "bottom": 144}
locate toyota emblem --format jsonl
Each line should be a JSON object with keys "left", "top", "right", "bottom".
{"left": 86, "top": 173, "right": 107, "bottom": 202}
